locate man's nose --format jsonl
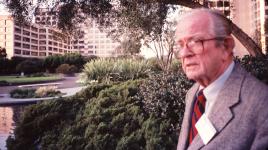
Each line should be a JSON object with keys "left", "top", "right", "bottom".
{"left": 178, "top": 46, "right": 193, "bottom": 58}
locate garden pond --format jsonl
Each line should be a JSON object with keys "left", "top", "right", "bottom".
{"left": 0, "top": 105, "right": 30, "bottom": 150}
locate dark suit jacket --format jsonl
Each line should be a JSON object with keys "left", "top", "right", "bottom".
{"left": 177, "top": 64, "right": 268, "bottom": 150}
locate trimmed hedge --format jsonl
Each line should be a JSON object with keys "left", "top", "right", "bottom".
{"left": 138, "top": 72, "right": 193, "bottom": 132}
{"left": 236, "top": 54, "right": 268, "bottom": 84}
{"left": 56, "top": 64, "right": 78, "bottom": 75}
{"left": 7, "top": 79, "right": 185, "bottom": 149}
{"left": 10, "top": 87, "right": 61, "bottom": 98}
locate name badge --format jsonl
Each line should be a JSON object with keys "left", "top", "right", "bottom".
{"left": 195, "top": 114, "right": 217, "bottom": 145}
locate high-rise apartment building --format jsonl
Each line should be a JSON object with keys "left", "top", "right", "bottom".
{"left": 203, "top": 0, "right": 267, "bottom": 55}
{"left": 207, "top": 0, "right": 233, "bottom": 19}
{"left": 0, "top": 15, "right": 72, "bottom": 58}
{"left": 35, "top": 8, "right": 121, "bottom": 58}
{"left": 72, "top": 20, "right": 120, "bottom": 57}
{"left": 232, "top": 0, "right": 267, "bottom": 54}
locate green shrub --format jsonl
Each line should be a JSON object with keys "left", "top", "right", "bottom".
{"left": 43, "top": 53, "right": 86, "bottom": 73}
{"left": 0, "top": 57, "right": 44, "bottom": 75}
{"left": 10, "top": 88, "right": 36, "bottom": 98}
{"left": 63, "top": 53, "right": 85, "bottom": 70}
{"left": 69, "top": 65, "right": 78, "bottom": 73}
{"left": 10, "top": 87, "right": 61, "bottom": 98}
{"left": 138, "top": 71, "right": 193, "bottom": 132}
{"left": 7, "top": 80, "right": 182, "bottom": 150}
{"left": 237, "top": 54, "right": 268, "bottom": 84}
{"left": 35, "top": 86, "right": 61, "bottom": 97}
{"left": 80, "top": 58, "right": 152, "bottom": 84}
{"left": 16, "top": 59, "right": 44, "bottom": 74}
{"left": 56, "top": 64, "right": 71, "bottom": 74}
{"left": 0, "top": 58, "right": 10, "bottom": 75}
{"left": 26, "top": 72, "right": 47, "bottom": 77}
{"left": 56, "top": 64, "right": 78, "bottom": 75}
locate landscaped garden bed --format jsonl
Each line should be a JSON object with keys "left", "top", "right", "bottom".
{"left": 10, "top": 86, "right": 64, "bottom": 98}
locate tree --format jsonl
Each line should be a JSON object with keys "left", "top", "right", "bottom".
{"left": 117, "top": 36, "right": 142, "bottom": 56}
{"left": 3, "top": 0, "right": 263, "bottom": 57}
{"left": 143, "top": 20, "right": 177, "bottom": 71}
{"left": 0, "top": 47, "right": 7, "bottom": 59}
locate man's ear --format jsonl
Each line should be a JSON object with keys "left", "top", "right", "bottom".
{"left": 224, "top": 36, "right": 235, "bottom": 51}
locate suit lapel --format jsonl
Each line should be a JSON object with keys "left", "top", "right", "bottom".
{"left": 208, "top": 64, "right": 244, "bottom": 133}
{"left": 188, "top": 64, "right": 246, "bottom": 150}
{"left": 177, "top": 83, "right": 199, "bottom": 150}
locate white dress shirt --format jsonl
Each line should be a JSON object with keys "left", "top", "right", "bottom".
{"left": 199, "top": 61, "right": 235, "bottom": 116}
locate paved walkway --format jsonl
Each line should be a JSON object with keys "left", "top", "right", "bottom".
{"left": 0, "top": 76, "right": 81, "bottom": 94}
{"left": 0, "top": 86, "right": 86, "bottom": 105}
{"left": 0, "top": 76, "right": 86, "bottom": 105}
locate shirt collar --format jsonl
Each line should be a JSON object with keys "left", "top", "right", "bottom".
{"left": 199, "top": 61, "right": 235, "bottom": 114}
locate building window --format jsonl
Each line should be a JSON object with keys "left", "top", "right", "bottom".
{"left": 31, "top": 45, "right": 38, "bottom": 50}
{"left": 39, "top": 29, "right": 46, "bottom": 33}
{"left": 15, "top": 35, "right": 21, "bottom": 40}
{"left": 31, "top": 27, "right": 38, "bottom": 32}
{"left": 39, "top": 46, "right": 46, "bottom": 50}
{"left": 23, "top": 37, "right": 30, "bottom": 42}
{"left": 14, "top": 49, "right": 21, "bottom": 54}
{"left": 24, "top": 25, "right": 30, "bottom": 29}
{"left": 15, "top": 27, "right": 21, "bottom": 33}
{"left": 23, "top": 30, "right": 30, "bottom": 36}
{"left": 14, "top": 42, "right": 21, "bottom": 47}
{"left": 32, "top": 39, "right": 38, "bottom": 44}
{"left": 88, "top": 45, "right": 94, "bottom": 49}
{"left": 39, "top": 52, "right": 46, "bottom": 56}
{"left": 23, "top": 44, "right": 30, "bottom": 49}
{"left": 31, "top": 52, "right": 38, "bottom": 56}
{"left": 39, "top": 35, "right": 46, "bottom": 39}
{"left": 32, "top": 33, "right": 38, "bottom": 38}
{"left": 39, "top": 41, "right": 46, "bottom": 45}
{"left": 22, "top": 50, "right": 30, "bottom": 55}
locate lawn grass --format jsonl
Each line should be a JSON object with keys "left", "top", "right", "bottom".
{"left": 0, "top": 75, "right": 62, "bottom": 84}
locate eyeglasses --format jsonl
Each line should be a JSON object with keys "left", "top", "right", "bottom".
{"left": 173, "top": 37, "right": 225, "bottom": 58}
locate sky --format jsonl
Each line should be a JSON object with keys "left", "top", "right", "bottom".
{"left": 0, "top": 3, "right": 10, "bottom": 15}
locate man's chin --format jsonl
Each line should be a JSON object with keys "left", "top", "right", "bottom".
{"left": 185, "top": 73, "right": 199, "bottom": 81}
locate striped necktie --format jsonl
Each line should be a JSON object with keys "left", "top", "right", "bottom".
{"left": 188, "top": 89, "right": 206, "bottom": 145}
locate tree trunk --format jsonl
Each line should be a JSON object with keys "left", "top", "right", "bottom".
{"left": 230, "top": 21, "right": 264, "bottom": 57}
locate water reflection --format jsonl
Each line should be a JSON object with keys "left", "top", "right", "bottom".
{"left": 0, "top": 105, "right": 28, "bottom": 150}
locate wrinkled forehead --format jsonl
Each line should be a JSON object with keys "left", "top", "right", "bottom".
{"left": 175, "top": 12, "right": 213, "bottom": 41}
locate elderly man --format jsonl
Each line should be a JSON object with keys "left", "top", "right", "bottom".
{"left": 175, "top": 9, "right": 268, "bottom": 150}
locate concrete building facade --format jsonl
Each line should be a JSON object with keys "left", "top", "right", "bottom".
{"left": 35, "top": 8, "right": 121, "bottom": 58}
{"left": 72, "top": 20, "right": 120, "bottom": 57}
{"left": 231, "top": 0, "right": 267, "bottom": 55}
{"left": 0, "top": 15, "right": 72, "bottom": 58}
